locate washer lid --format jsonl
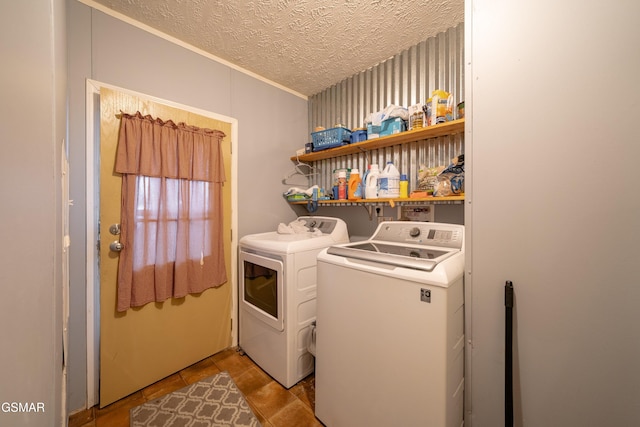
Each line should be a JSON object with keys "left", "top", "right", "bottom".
{"left": 325, "top": 221, "right": 464, "bottom": 272}
{"left": 327, "top": 241, "right": 457, "bottom": 272}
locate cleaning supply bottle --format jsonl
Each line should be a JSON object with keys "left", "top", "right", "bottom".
{"left": 379, "top": 161, "right": 400, "bottom": 198}
{"left": 364, "top": 164, "right": 380, "bottom": 199}
{"left": 399, "top": 174, "right": 409, "bottom": 198}
{"left": 348, "top": 168, "right": 362, "bottom": 200}
{"left": 360, "top": 165, "right": 370, "bottom": 199}
{"left": 337, "top": 170, "right": 347, "bottom": 200}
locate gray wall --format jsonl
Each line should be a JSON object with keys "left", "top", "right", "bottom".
{"left": 0, "top": 1, "right": 65, "bottom": 426}
{"left": 467, "top": 0, "right": 640, "bottom": 425}
{"left": 66, "top": 0, "right": 308, "bottom": 412}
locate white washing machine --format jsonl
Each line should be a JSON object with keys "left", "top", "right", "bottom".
{"left": 238, "top": 216, "right": 349, "bottom": 388}
{"left": 315, "top": 221, "right": 465, "bottom": 427}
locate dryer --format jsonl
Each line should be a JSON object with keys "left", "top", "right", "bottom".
{"left": 238, "top": 216, "right": 349, "bottom": 388}
{"left": 315, "top": 221, "right": 465, "bottom": 427}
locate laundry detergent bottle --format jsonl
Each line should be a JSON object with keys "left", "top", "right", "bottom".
{"left": 379, "top": 161, "right": 400, "bottom": 198}
{"left": 364, "top": 164, "right": 380, "bottom": 199}
{"left": 348, "top": 168, "right": 362, "bottom": 200}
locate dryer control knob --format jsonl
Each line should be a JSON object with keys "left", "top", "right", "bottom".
{"left": 409, "top": 227, "right": 421, "bottom": 238}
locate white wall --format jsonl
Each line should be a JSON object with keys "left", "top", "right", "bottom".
{"left": 0, "top": 1, "right": 66, "bottom": 426}
{"left": 466, "top": 0, "right": 640, "bottom": 425}
{"left": 66, "top": 0, "right": 308, "bottom": 412}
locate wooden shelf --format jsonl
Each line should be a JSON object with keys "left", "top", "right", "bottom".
{"left": 286, "top": 119, "right": 465, "bottom": 210}
{"left": 287, "top": 195, "right": 465, "bottom": 206}
{"left": 291, "top": 118, "right": 465, "bottom": 162}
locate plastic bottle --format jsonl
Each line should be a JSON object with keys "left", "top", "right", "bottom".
{"left": 361, "top": 165, "right": 370, "bottom": 198}
{"left": 399, "top": 174, "right": 409, "bottom": 198}
{"left": 379, "top": 162, "right": 400, "bottom": 198}
{"left": 348, "top": 168, "right": 362, "bottom": 200}
{"left": 337, "top": 170, "right": 347, "bottom": 200}
{"left": 364, "top": 164, "right": 380, "bottom": 199}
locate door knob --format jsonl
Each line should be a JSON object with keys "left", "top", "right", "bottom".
{"left": 110, "top": 241, "right": 124, "bottom": 252}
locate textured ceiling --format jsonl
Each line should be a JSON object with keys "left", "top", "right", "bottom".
{"left": 89, "top": 0, "right": 464, "bottom": 96}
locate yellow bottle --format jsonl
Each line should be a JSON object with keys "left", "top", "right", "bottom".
{"left": 399, "top": 174, "right": 409, "bottom": 198}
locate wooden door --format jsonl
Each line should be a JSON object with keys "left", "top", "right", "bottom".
{"left": 99, "top": 87, "right": 233, "bottom": 407}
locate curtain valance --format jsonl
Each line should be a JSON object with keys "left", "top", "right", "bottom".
{"left": 115, "top": 111, "right": 226, "bottom": 183}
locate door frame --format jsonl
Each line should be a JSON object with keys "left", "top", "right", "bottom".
{"left": 84, "top": 79, "right": 238, "bottom": 407}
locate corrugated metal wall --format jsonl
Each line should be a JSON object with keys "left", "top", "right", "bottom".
{"left": 307, "top": 23, "right": 464, "bottom": 193}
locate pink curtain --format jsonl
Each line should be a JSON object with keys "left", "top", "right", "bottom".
{"left": 114, "top": 112, "right": 227, "bottom": 312}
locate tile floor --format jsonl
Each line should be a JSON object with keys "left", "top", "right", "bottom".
{"left": 68, "top": 347, "right": 323, "bottom": 427}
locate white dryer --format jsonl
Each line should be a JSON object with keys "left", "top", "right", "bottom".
{"left": 238, "top": 216, "right": 349, "bottom": 388}
{"left": 315, "top": 221, "right": 465, "bottom": 427}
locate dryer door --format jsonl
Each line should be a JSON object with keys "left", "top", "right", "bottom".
{"left": 239, "top": 250, "right": 285, "bottom": 331}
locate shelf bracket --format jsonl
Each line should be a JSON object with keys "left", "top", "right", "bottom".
{"left": 363, "top": 205, "right": 374, "bottom": 221}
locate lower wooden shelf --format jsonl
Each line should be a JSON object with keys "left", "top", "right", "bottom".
{"left": 287, "top": 195, "right": 464, "bottom": 207}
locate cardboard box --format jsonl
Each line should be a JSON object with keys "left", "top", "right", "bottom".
{"left": 367, "top": 117, "right": 406, "bottom": 139}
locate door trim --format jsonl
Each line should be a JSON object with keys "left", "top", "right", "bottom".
{"left": 84, "top": 79, "right": 238, "bottom": 407}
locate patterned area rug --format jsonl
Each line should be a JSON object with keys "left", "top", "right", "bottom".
{"left": 130, "top": 371, "right": 261, "bottom": 427}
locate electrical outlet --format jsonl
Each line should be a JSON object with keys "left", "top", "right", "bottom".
{"left": 378, "top": 216, "right": 394, "bottom": 224}
{"left": 401, "top": 205, "right": 435, "bottom": 222}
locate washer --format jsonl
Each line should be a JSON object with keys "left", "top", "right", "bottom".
{"left": 315, "top": 221, "right": 465, "bottom": 427}
{"left": 238, "top": 216, "right": 349, "bottom": 388}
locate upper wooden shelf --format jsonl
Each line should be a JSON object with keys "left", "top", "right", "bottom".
{"left": 291, "top": 118, "right": 465, "bottom": 162}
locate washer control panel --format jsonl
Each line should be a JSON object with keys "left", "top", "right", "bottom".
{"left": 297, "top": 216, "right": 338, "bottom": 234}
{"left": 371, "top": 221, "right": 464, "bottom": 250}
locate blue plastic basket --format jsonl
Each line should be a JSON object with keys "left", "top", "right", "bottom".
{"left": 311, "top": 127, "right": 352, "bottom": 151}
{"left": 350, "top": 129, "right": 368, "bottom": 143}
